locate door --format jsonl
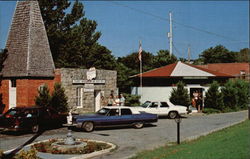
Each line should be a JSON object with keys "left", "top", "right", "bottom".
{"left": 9, "top": 80, "right": 16, "bottom": 109}
{"left": 94, "top": 90, "right": 101, "bottom": 112}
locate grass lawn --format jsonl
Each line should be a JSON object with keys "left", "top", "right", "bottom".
{"left": 132, "top": 120, "right": 250, "bottom": 159}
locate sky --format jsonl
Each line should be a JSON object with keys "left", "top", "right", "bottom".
{"left": 0, "top": 1, "right": 249, "bottom": 59}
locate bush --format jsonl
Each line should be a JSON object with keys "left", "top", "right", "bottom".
{"left": 14, "top": 147, "right": 39, "bottom": 159}
{"left": 221, "top": 80, "right": 238, "bottom": 110}
{"left": 234, "top": 79, "right": 249, "bottom": 109}
{"left": 203, "top": 108, "right": 221, "bottom": 114}
{"left": 51, "top": 83, "right": 68, "bottom": 113}
{"left": 124, "top": 93, "right": 140, "bottom": 106}
{"left": 204, "top": 81, "right": 224, "bottom": 110}
{"left": 169, "top": 81, "right": 190, "bottom": 106}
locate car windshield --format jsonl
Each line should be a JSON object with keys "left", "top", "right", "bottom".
{"left": 141, "top": 101, "right": 151, "bottom": 108}
{"left": 96, "top": 108, "right": 110, "bottom": 115}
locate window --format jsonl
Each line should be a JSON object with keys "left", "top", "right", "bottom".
{"left": 11, "top": 79, "right": 16, "bottom": 87}
{"left": 160, "top": 102, "right": 169, "bottom": 108}
{"left": 149, "top": 102, "right": 158, "bottom": 108}
{"left": 108, "top": 109, "right": 119, "bottom": 116}
{"left": 76, "top": 87, "right": 83, "bottom": 108}
{"left": 121, "top": 109, "right": 132, "bottom": 115}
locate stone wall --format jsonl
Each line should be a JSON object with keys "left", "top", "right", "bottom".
{"left": 60, "top": 68, "right": 117, "bottom": 113}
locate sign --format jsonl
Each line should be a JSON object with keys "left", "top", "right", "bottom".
{"left": 72, "top": 80, "right": 105, "bottom": 84}
{"left": 87, "top": 67, "right": 96, "bottom": 80}
{"left": 84, "top": 88, "right": 94, "bottom": 92}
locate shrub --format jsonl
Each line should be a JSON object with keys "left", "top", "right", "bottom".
{"left": 51, "top": 83, "right": 68, "bottom": 113}
{"left": 204, "top": 81, "right": 224, "bottom": 110}
{"left": 203, "top": 108, "right": 221, "bottom": 114}
{"left": 124, "top": 93, "right": 140, "bottom": 106}
{"left": 234, "top": 79, "right": 249, "bottom": 109}
{"left": 221, "top": 80, "right": 238, "bottom": 110}
{"left": 170, "top": 81, "right": 190, "bottom": 106}
{"left": 14, "top": 147, "right": 39, "bottom": 159}
{"left": 35, "top": 84, "right": 51, "bottom": 108}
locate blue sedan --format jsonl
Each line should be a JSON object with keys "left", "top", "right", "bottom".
{"left": 70, "top": 106, "right": 158, "bottom": 132}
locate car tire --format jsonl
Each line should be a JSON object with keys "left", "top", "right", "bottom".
{"left": 82, "top": 122, "right": 94, "bottom": 132}
{"left": 134, "top": 122, "right": 144, "bottom": 129}
{"left": 31, "top": 124, "right": 39, "bottom": 133}
{"left": 168, "top": 111, "right": 178, "bottom": 119}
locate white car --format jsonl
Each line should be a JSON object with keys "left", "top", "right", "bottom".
{"left": 131, "top": 101, "right": 189, "bottom": 119}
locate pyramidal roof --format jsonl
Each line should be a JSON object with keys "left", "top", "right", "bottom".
{"left": 133, "top": 61, "right": 232, "bottom": 78}
{"left": 1, "top": 0, "right": 55, "bottom": 78}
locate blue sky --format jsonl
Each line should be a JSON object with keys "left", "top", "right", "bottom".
{"left": 0, "top": 1, "right": 249, "bottom": 59}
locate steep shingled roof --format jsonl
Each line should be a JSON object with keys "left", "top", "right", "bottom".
{"left": 132, "top": 61, "right": 233, "bottom": 78}
{"left": 1, "top": 0, "right": 55, "bottom": 77}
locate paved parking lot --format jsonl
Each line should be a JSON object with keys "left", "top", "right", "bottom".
{"left": 0, "top": 111, "right": 248, "bottom": 159}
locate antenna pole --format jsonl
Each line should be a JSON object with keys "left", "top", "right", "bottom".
{"left": 168, "top": 12, "right": 173, "bottom": 56}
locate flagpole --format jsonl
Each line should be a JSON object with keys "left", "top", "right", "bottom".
{"left": 139, "top": 40, "right": 143, "bottom": 99}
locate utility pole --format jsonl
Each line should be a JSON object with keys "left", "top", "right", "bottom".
{"left": 168, "top": 12, "right": 173, "bottom": 56}
{"left": 188, "top": 45, "right": 191, "bottom": 63}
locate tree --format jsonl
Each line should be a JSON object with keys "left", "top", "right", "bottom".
{"left": 51, "top": 83, "right": 68, "bottom": 113}
{"left": 236, "top": 48, "right": 250, "bottom": 62}
{"left": 38, "top": 0, "right": 115, "bottom": 69}
{"left": 204, "top": 81, "right": 224, "bottom": 110}
{"left": 169, "top": 81, "right": 190, "bottom": 106}
{"left": 199, "top": 45, "right": 237, "bottom": 64}
{"left": 35, "top": 84, "right": 51, "bottom": 108}
{"left": 221, "top": 80, "right": 238, "bottom": 110}
{"left": 153, "top": 50, "right": 177, "bottom": 68}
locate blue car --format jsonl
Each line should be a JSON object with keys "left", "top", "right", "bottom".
{"left": 70, "top": 106, "right": 158, "bottom": 132}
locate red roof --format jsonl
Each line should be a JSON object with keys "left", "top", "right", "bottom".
{"left": 198, "top": 63, "right": 249, "bottom": 76}
{"left": 133, "top": 61, "right": 233, "bottom": 78}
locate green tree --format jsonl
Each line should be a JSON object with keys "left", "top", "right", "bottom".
{"left": 169, "top": 81, "right": 190, "bottom": 106}
{"left": 234, "top": 79, "right": 249, "bottom": 109}
{"left": 200, "top": 45, "right": 237, "bottom": 64}
{"left": 51, "top": 83, "right": 68, "bottom": 113}
{"left": 221, "top": 80, "right": 238, "bottom": 110}
{"left": 236, "top": 48, "right": 250, "bottom": 62}
{"left": 153, "top": 50, "right": 177, "bottom": 68}
{"left": 38, "top": 0, "right": 115, "bottom": 69}
{"left": 35, "top": 84, "right": 51, "bottom": 108}
{"left": 204, "top": 81, "right": 224, "bottom": 110}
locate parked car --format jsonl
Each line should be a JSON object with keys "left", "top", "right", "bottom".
{"left": 131, "top": 101, "right": 190, "bottom": 118}
{"left": 0, "top": 106, "right": 67, "bottom": 133}
{"left": 68, "top": 106, "right": 158, "bottom": 132}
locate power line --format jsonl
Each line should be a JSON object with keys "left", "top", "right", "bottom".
{"left": 110, "top": 1, "right": 242, "bottom": 42}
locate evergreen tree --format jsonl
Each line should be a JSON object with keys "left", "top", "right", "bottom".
{"left": 204, "top": 81, "right": 224, "bottom": 110}
{"left": 35, "top": 84, "right": 51, "bottom": 108}
{"left": 153, "top": 50, "right": 177, "bottom": 68}
{"left": 169, "top": 81, "right": 190, "bottom": 106}
{"left": 221, "top": 80, "right": 238, "bottom": 110}
{"left": 38, "top": 0, "right": 115, "bottom": 69}
{"left": 51, "top": 83, "right": 68, "bottom": 113}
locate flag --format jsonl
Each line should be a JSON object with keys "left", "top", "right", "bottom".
{"left": 138, "top": 41, "right": 142, "bottom": 61}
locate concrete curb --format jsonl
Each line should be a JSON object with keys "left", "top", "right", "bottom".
{"left": 10, "top": 138, "right": 116, "bottom": 159}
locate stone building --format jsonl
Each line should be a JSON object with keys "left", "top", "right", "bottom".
{"left": 60, "top": 68, "right": 117, "bottom": 114}
{"left": 0, "top": 0, "right": 117, "bottom": 114}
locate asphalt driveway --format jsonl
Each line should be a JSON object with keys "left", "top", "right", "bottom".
{"left": 0, "top": 110, "right": 248, "bottom": 159}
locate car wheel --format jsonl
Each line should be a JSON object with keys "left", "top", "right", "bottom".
{"left": 31, "top": 124, "right": 39, "bottom": 133}
{"left": 168, "top": 111, "right": 178, "bottom": 119}
{"left": 82, "top": 122, "right": 94, "bottom": 132}
{"left": 134, "top": 122, "right": 144, "bottom": 129}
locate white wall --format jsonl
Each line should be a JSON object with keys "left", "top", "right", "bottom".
{"left": 132, "top": 85, "right": 210, "bottom": 104}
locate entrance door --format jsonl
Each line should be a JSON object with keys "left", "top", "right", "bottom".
{"left": 9, "top": 80, "right": 16, "bottom": 109}
{"left": 94, "top": 91, "right": 101, "bottom": 112}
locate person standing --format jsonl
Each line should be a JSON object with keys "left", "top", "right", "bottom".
{"left": 119, "top": 94, "right": 125, "bottom": 106}
{"left": 107, "top": 94, "right": 114, "bottom": 106}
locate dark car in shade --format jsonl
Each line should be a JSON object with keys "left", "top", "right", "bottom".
{"left": 67, "top": 106, "right": 158, "bottom": 132}
{"left": 0, "top": 106, "right": 67, "bottom": 133}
